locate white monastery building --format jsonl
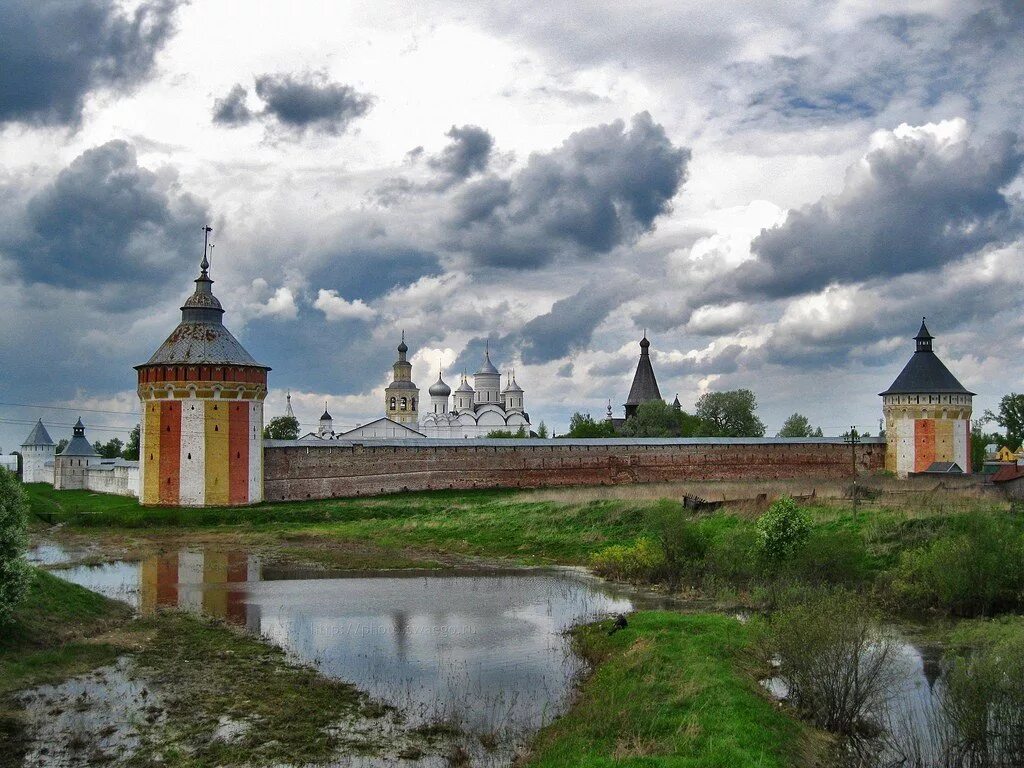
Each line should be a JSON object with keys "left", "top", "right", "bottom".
{"left": 420, "top": 344, "right": 531, "bottom": 438}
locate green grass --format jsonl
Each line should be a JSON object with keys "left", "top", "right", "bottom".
{"left": 0, "top": 568, "right": 132, "bottom": 695}
{"left": 526, "top": 612, "right": 819, "bottom": 767}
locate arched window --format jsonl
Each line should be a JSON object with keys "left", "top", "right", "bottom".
{"left": 411, "top": 398, "right": 416, "bottom": 410}
{"left": 400, "top": 397, "right": 407, "bottom": 410}
{"left": 390, "top": 397, "right": 396, "bottom": 410}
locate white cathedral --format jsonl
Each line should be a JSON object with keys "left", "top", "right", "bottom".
{"left": 292, "top": 336, "right": 531, "bottom": 441}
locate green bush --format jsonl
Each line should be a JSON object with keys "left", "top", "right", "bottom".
{"left": 755, "top": 497, "right": 811, "bottom": 563}
{"left": 892, "top": 514, "right": 1024, "bottom": 616}
{"left": 758, "top": 588, "right": 899, "bottom": 736}
{"left": 0, "top": 469, "right": 30, "bottom": 625}
{"left": 785, "top": 529, "right": 869, "bottom": 586}
{"left": 590, "top": 537, "right": 666, "bottom": 581}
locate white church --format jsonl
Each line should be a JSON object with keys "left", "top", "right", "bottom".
{"left": 419, "top": 345, "right": 531, "bottom": 438}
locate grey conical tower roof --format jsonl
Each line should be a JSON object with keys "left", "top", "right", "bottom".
{"left": 137, "top": 238, "right": 269, "bottom": 370}
{"left": 60, "top": 418, "right": 99, "bottom": 457}
{"left": 879, "top": 319, "right": 974, "bottom": 396}
{"left": 22, "top": 419, "right": 54, "bottom": 447}
{"left": 625, "top": 334, "right": 662, "bottom": 406}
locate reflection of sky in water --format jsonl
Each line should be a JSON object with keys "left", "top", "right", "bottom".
{"left": 51, "top": 560, "right": 143, "bottom": 609}
{"left": 45, "top": 540, "right": 632, "bottom": 742}
{"left": 248, "top": 574, "right": 633, "bottom": 733}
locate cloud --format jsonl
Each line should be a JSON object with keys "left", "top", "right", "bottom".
{"left": 212, "top": 72, "right": 373, "bottom": 136}
{"left": 732, "top": 120, "right": 1023, "bottom": 298}
{"left": 211, "top": 84, "right": 253, "bottom": 126}
{"left": 313, "top": 289, "right": 377, "bottom": 321}
{"left": 446, "top": 112, "right": 689, "bottom": 268}
{"left": 0, "top": 0, "right": 182, "bottom": 127}
{"left": 5, "top": 140, "right": 208, "bottom": 302}
{"left": 517, "top": 283, "right": 630, "bottom": 364}
{"left": 427, "top": 124, "right": 494, "bottom": 184}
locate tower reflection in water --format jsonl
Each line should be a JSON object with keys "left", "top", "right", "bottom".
{"left": 139, "top": 550, "right": 261, "bottom": 631}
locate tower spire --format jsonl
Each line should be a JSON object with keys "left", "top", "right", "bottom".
{"left": 200, "top": 225, "right": 212, "bottom": 277}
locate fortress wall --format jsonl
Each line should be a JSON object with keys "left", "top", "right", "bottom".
{"left": 262, "top": 438, "right": 886, "bottom": 501}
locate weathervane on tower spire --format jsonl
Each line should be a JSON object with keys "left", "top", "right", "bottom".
{"left": 200, "top": 225, "right": 213, "bottom": 276}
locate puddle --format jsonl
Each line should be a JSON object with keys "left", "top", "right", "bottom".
{"left": 15, "top": 657, "right": 164, "bottom": 767}
{"left": 37, "top": 542, "right": 647, "bottom": 764}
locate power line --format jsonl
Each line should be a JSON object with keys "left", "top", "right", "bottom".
{"left": 0, "top": 401, "right": 138, "bottom": 416}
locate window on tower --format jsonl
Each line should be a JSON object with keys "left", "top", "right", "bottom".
{"left": 400, "top": 397, "right": 407, "bottom": 410}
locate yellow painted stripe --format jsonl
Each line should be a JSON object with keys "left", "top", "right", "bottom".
{"left": 934, "top": 419, "right": 954, "bottom": 462}
{"left": 205, "top": 400, "right": 230, "bottom": 505}
{"left": 143, "top": 402, "right": 161, "bottom": 504}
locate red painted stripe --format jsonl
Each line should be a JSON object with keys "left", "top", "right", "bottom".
{"left": 159, "top": 401, "right": 181, "bottom": 504}
{"left": 914, "top": 419, "right": 936, "bottom": 473}
{"left": 228, "top": 401, "right": 249, "bottom": 504}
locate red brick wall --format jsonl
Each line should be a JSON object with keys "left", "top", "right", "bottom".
{"left": 262, "top": 440, "right": 887, "bottom": 501}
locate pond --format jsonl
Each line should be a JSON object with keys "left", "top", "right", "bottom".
{"left": 37, "top": 543, "right": 654, "bottom": 763}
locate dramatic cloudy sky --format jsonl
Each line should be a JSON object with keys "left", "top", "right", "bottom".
{"left": 2, "top": 0, "right": 1023, "bottom": 448}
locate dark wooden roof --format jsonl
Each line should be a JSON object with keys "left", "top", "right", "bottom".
{"left": 879, "top": 321, "right": 973, "bottom": 396}
{"left": 625, "top": 335, "right": 662, "bottom": 406}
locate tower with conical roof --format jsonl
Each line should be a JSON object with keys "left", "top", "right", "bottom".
{"left": 624, "top": 333, "right": 662, "bottom": 419}
{"left": 20, "top": 419, "right": 55, "bottom": 483}
{"left": 880, "top": 319, "right": 973, "bottom": 477}
{"left": 135, "top": 228, "right": 270, "bottom": 506}
{"left": 53, "top": 418, "right": 100, "bottom": 490}
{"left": 385, "top": 332, "right": 419, "bottom": 425}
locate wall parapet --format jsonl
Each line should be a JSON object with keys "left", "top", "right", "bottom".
{"left": 263, "top": 437, "right": 886, "bottom": 501}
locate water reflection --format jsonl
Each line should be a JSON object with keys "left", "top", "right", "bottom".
{"left": 48, "top": 546, "right": 635, "bottom": 753}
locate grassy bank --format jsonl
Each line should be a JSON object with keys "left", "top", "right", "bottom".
{"left": 0, "top": 569, "right": 132, "bottom": 696}
{"left": 27, "top": 482, "right": 1024, "bottom": 616}
{"left": 526, "top": 612, "right": 820, "bottom": 767}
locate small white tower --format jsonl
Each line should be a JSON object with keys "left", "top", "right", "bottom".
{"left": 454, "top": 374, "right": 475, "bottom": 412}
{"left": 319, "top": 402, "right": 334, "bottom": 437}
{"left": 20, "top": 419, "right": 55, "bottom": 483}
{"left": 502, "top": 371, "right": 524, "bottom": 413}
{"left": 473, "top": 343, "right": 501, "bottom": 405}
{"left": 428, "top": 366, "right": 452, "bottom": 415}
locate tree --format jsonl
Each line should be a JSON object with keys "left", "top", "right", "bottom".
{"left": 694, "top": 389, "right": 765, "bottom": 437}
{"left": 622, "top": 400, "right": 700, "bottom": 437}
{"left": 486, "top": 427, "right": 527, "bottom": 438}
{"left": 0, "top": 467, "right": 30, "bottom": 625}
{"left": 537, "top": 421, "right": 549, "bottom": 438}
{"left": 984, "top": 393, "right": 1024, "bottom": 449}
{"left": 54, "top": 439, "right": 68, "bottom": 455}
{"left": 777, "top": 413, "right": 822, "bottom": 438}
{"left": 972, "top": 424, "right": 1005, "bottom": 471}
{"left": 122, "top": 424, "right": 140, "bottom": 460}
{"left": 263, "top": 415, "right": 300, "bottom": 440}
{"left": 566, "top": 412, "right": 616, "bottom": 438}
{"left": 95, "top": 438, "right": 123, "bottom": 459}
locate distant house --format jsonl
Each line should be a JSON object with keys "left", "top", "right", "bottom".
{"left": 992, "top": 464, "right": 1024, "bottom": 500}
{"left": 996, "top": 445, "right": 1019, "bottom": 463}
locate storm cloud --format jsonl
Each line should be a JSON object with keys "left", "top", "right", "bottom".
{"left": 0, "top": 0, "right": 181, "bottom": 127}
{"left": 211, "top": 84, "right": 253, "bottom": 126}
{"left": 213, "top": 72, "right": 373, "bottom": 136}
{"left": 428, "top": 124, "right": 495, "bottom": 185}
{"left": 734, "top": 121, "right": 1024, "bottom": 298}
{"left": 446, "top": 112, "right": 689, "bottom": 268}
{"left": 517, "top": 283, "right": 629, "bottom": 364}
{"left": 9, "top": 140, "right": 208, "bottom": 300}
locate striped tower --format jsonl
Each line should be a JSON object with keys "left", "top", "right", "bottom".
{"left": 135, "top": 230, "right": 270, "bottom": 506}
{"left": 880, "top": 319, "right": 973, "bottom": 478}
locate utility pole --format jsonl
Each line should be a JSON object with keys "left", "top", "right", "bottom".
{"left": 845, "top": 426, "right": 861, "bottom": 516}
